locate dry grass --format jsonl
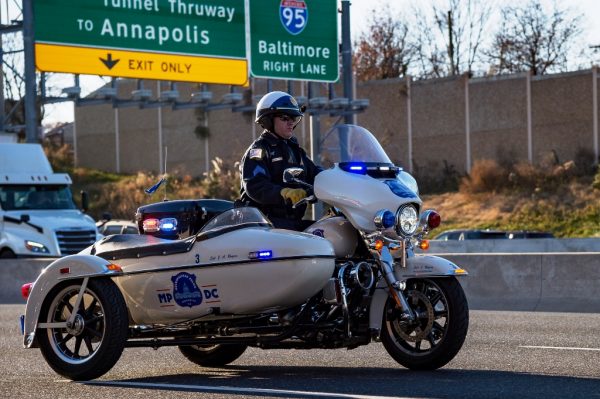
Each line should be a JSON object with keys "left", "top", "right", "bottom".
{"left": 44, "top": 144, "right": 240, "bottom": 220}
{"left": 85, "top": 158, "right": 241, "bottom": 220}
{"left": 424, "top": 177, "right": 600, "bottom": 238}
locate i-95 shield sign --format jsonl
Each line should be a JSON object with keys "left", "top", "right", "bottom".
{"left": 280, "top": 0, "right": 308, "bottom": 35}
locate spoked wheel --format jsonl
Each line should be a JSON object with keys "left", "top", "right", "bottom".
{"left": 381, "top": 277, "right": 469, "bottom": 370}
{"left": 179, "top": 344, "right": 247, "bottom": 367}
{"left": 37, "top": 279, "right": 128, "bottom": 380}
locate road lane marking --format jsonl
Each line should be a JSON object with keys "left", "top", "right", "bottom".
{"left": 520, "top": 345, "right": 600, "bottom": 352}
{"left": 81, "top": 380, "right": 418, "bottom": 399}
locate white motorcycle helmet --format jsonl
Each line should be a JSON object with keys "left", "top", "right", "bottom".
{"left": 255, "top": 91, "right": 303, "bottom": 131}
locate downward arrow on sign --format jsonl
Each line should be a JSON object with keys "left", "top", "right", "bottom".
{"left": 99, "top": 53, "right": 120, "bottom": 70}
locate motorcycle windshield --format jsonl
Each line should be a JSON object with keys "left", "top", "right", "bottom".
{"left": 319, "top": 124, "right": 392, "bottom": 168}
{"left": 199, "top": 207, "right": 272, "bottom": 234}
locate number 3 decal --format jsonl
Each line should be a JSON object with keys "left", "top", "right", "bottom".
{"left": 195, "top": 254, "right": 200, "bottom": 264}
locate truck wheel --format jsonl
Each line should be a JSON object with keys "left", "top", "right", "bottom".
{"left": 37, "top": 278, "right": 128, "bottom": 380}
{"left": 0, "top": 248, "right": 16, "bottom": 258}
{"left": 179, "top": 344, "right": 247, "bottom": 367}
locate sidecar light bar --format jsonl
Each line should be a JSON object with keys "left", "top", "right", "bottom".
{"left": 158, "top": 218, "right": 178, "bottom": 232}
{"left": 142, "top": 218, "right": 160, "bottom": 232}
{"left": 142, "top": 217, "right": 178, "bottom": 233}
{"left": 248, "top": 250, "right": 272, "bottom": 260}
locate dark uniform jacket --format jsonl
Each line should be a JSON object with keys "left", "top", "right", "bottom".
{"left": 239, "top": 131, "right": 322, "bottom": 228}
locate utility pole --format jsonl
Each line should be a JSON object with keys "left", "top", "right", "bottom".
{"left": 341, "top": 0, "right": 354, "bottom": 124}
{"left": 23, "top": 0, "right": 37, "bottom": 142}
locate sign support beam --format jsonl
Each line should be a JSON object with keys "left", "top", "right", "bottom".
{"left": 23, "top": 0, "right": 37, "bottom": 143}
{"left": 341, "top": 1, "right": 354, "bottom": 124}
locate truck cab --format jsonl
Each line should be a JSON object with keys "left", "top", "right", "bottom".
{"left": 0, "top": 143, "right": 100, "bottom": 257}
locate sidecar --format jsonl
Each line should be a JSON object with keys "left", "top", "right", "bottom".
{"left": 20, "top": 206, "right": 335, "bottom": 380}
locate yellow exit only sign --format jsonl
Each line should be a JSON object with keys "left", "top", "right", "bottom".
{"left": 35, "top": 43, "right": 248, "bottom": 85}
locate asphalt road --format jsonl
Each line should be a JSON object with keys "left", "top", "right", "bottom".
{"left": 1, "top": 305, "right": 599, "bottom": 399}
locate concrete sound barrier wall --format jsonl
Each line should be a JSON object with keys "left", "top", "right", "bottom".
{"left": 3, "top": 253, "right": 600, "bottom": 312}
{"left": 1, "top": 258, "right": 53, "bottom": 304}
{"left": 445, "top": 253, "right": 600, "bottom": 313}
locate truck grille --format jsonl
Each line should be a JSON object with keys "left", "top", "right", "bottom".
{"left": 55, "top": 229, "right": 97, "bottom": 255}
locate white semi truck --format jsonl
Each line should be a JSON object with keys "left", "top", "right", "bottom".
{"left": 0, "top": 143, "right": 100, "bottom": 258}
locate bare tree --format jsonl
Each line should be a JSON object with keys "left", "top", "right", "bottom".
{"left": 352, "top": 7, "right": 414, "bottom": 82}
{"left": 1, "top": 29, "right": 46, "bottom": 137}
{"left": 0, "top": 0, "right": 48, "bottom": 139}
{"left": 413, "top": 0, "right": 493, "bottom": 78}
{"left": 487, "top": 1, "right": 582, "bottom": 75}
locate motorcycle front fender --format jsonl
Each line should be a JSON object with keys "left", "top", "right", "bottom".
{"left": 396, "top": 254, "right": 468, "bottom": 279}
{"left": 22, "top": 254, "right": 122, "bottom": 348}
{"left": 368, "top": 254, "right": 467, "bottom": 332}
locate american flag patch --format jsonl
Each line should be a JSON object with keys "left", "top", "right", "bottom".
{"left": 249, "top": 148, "right": 263, "bottom": 160}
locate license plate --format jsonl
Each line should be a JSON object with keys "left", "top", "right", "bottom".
{"left": 19, "top": 315, "right": 24, "bottom": 335}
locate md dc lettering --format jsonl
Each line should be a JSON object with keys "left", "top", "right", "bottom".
{"left": 157, "top": 288, "right": 219, "bottom": 304}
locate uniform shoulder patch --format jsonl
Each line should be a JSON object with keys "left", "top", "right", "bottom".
{"left": 249, "top": 148, "right": 263, "bottom": 160}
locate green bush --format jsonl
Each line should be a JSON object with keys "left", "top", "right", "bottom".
{"left": 460, "top": 159, "right": 508, "bottom": 194}
{"left": 593, "top": 165, "right": 600, "bottom": 190}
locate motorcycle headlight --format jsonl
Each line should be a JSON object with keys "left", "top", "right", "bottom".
{"left": 395, "top": 204, "right": 419, "bottom": 236}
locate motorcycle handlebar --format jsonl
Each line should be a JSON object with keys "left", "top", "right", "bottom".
{"left": 292, "top": 195, "right": 317, "bottom": 209}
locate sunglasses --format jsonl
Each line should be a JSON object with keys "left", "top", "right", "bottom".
{"left": 277, "top": 115, "right": 301, "bottom": 123}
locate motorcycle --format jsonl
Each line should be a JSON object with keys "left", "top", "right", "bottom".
{"left": 20, "top": 124, "right": 469, "bottom": 381}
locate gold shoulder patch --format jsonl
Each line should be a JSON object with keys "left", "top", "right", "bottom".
{"left": 249, "top": 148, "right": 263, "bottom": 160}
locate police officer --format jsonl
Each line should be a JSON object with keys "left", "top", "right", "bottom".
{"left": 239, "top": 91, "right": 322, "bottom": 231}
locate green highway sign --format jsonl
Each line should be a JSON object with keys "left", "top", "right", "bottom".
{"left": 34, "top": 0, "right": 246, "bottom": 58}
{"left": 33, "top": 0, "right": 340, "bottom": 84}
{"left": 249, "top": 0, "right": 339, "bottom": 82}
{"left": 33, "top": 0, "right": 248, "bottom": 84}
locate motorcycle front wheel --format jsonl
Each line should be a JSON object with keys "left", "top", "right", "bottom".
{"left": 37, "top": 279, "right": 129, "bottom": 380}
{"left": 381, "top": 277, "right": 469, "bottom": 370}
{"left": 179, "top": 344, "right": 247, "bottom": 367}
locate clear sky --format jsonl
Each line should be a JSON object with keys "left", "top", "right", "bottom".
{"left": 38, "top": 0, "right": 600, "bottom": 125}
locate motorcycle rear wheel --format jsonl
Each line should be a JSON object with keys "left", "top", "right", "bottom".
{"left": 37, "top": 279, "right": 128, "bottom": 380}
{"left": 179, "top": 344, "right": 247, "bottom": 367}
{"left": 381, "top": 277, "right": 469, "bottom": 370}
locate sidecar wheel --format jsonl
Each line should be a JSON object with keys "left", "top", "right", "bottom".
{"left": 179, "top": 344, "right": 247, "bottom": 367}
{"left": 37, "top": 279, "right": 128, "bottom": 380}
{"left": 381, "top": 277, "right": 469, "bottom": 370}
